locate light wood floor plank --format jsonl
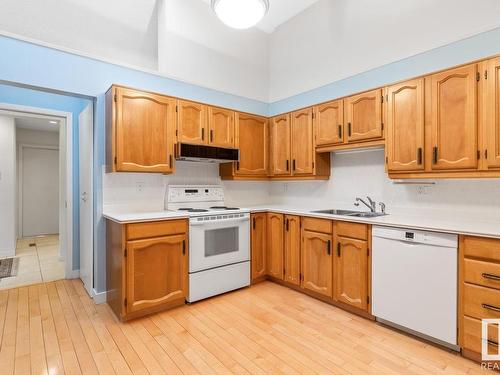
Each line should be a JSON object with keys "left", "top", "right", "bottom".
{"left": 0, "top": 280, "right": 484, "bottom": 375}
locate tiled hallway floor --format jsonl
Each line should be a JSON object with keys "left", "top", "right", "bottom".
{"left": 0, "top": 234, "right": 65, "bottom": 289}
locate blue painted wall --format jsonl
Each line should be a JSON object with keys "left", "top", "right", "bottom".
{"left": 0, "top": 84, "right": 91, "bottom": 270}
{"left": 0, "top": 26, "right": 499, "bottom": 293}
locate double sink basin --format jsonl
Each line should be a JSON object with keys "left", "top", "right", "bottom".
{"left": 311, "top": 209, "right": 387, "bottom": 218}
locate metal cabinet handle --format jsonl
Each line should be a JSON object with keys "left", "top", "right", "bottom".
{"left": 482, "top": 273, "right": 500, "bottom": 281}
{"left": 182, "top": 240, "right": 186, "bottom": 255}
{"left": 252, "top": 217, "right": 256, "bottom": 230}
{"left": 482, "top": 303, "right": 500, "bottom": 313}
{"left": 337, "top": 242, "right": 341, "bottom": 257}
{"left": 327, "top": 240, "right": 331, "bottom": 255}
{"left": 236, "top": 161, "right": 240, "bottom": 170}
{"left": 348, "top": 122, "right": 352, "bottom": 137}
{"left": 286, "top": 160, "right": 289, "bottom": 171}
{"left": 285, "top": 218, "right": 289, "bottom": 231}
{"left": 169, "top": 154, "right": 173, "bottom": 166}
{"left": 293, "top": 159, "right": 296, "bottom": 171}
{"left": 338, "top": 124, "right": 342, "bottom": 139}
{"left": 210, "top": 129, "right": 214, "bottom": 143}
{"left": 488, "top": 339, "right": 499, "bottom": 347}
{"left": 201, "top": 128, "right": 205, "bottom": 141}
{"left": 417, "top": 147, "right": 423, "bottom": 165}
{"left": 432, "top": 146, "right": 438, "bottom": 164}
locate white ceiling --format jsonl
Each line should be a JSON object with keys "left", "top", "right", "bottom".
{"left": 200, "top": 0, "right": 320, "bottom": 33}
{"left": 15, "top": 117, "right": 60, "bottom": 132}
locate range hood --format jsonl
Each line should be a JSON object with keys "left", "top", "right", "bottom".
{"left": 175, "top": 143, "right": 239, "bottom": 163}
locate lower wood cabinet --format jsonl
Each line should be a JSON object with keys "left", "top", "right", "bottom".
{"left": 301, "top": 223, "right": 333, "bottom": 298}
{"left": 106, "top": 218, "right": 188, "bottom": 321}
{"left": 266, "top": 213, "right": 284, "bottom": 280}
{"left": 284, "top": 215, "right": 301, "bottom": 285}
{"left": 251, "top": 213, "right": 267, "bottom": 282}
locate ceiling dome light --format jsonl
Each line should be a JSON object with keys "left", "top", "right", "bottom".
{"left": 211, "top": 0, "right": 269, "bottom": 29}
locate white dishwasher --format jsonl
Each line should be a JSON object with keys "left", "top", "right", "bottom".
{"left": 372, "top": 226, "right": 458, "bottom": 348}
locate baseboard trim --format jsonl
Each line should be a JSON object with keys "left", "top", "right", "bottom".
{"left": 93, "top": 289, "right": 107, "bottom": 304}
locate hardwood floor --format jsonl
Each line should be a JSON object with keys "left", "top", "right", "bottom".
{"left": 0, "top": 280, "right": 483, "bottom": 374}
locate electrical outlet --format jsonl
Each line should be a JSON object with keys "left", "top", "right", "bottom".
{"left": 136, "top": 181, "right": 145, "bottom": 193}
{"left": 417, "top": 185, "right": 431, "bottom": 195}
{"left": 283, "top": 183, "right": 288, "bottom": 192}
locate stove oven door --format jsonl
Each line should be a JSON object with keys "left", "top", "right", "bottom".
{"left": 189, "top": 214, "right": 250, "bottom": 273}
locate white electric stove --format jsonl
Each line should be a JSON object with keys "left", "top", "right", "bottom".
{"left": 165, "top": 186, "right": 250, "bottom": 302}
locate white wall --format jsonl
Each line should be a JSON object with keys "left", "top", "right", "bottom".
{"left": 16, "top": 128, "right": 59, "bottom": 146}
{"left": 157, "top": 0, "right": 269, "bottom": 102}
{"left": 0, "top": 0, "right": 158, "bottom": 70}
{"left": 268, "top": 151, "right": 500, "bottom": 219}
{"left": 269, "top": 0, "right": 500, "bottom": 102}
{"left": 0, "top": 116, "right": 17, "bottom": 256}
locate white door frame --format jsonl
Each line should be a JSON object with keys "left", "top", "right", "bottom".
{"left": 0, "top": 103, "right": 74, "bottom": 279}
{"left": 18, "top": 143, "right": 60, "bottom": 238}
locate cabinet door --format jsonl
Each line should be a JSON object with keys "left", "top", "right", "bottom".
{"left": 486, "top": 57, "right": 500, "bottom": 169}
{"left": 235, "top": 113, "right": 268, "bottom": 176}
{"left": 301, "top": 230, "right": 332, "bottom": 297}
{"left": 208, "top": 107, "right": 235, "bottom": 148}
{"left": 266, "top": 213, "right": 284, "bottom": 280}
{"left": 284, "top": 215, "right": 301, "bottom": 285}
{"left": 270, "top": 115, "right": 291, "bottom": 175}
{"left": 177, "top": 100, "right": 207, "bottom": 144}
{"left": 430, "top": 64, "right": 478, "bottom": 170}
{"left": 251, "top": 213, "right": 267, "bottom": 281}
{"left": 126, "top": 234, "right": 187, "bottom": 314}
{"left": 334, "top": 237, "right": 368, "bottom": 311}
{"left": 115, "top": 87, "right": 176, "bottom": 173}
{"left": 314, "top": 100, "right": 344, "bottom": 146}
{"left": 344, "top": 89, "right": 383, "bottom": 142}
{"left": 291, "top": 108, "right": 314, "bottom": 175}
{"left": 386, "top": 79, "right": 425, "bottom": 171}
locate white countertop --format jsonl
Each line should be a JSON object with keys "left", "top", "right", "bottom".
{"left": 103, "top": 203, "right": 500, "bottom": 239}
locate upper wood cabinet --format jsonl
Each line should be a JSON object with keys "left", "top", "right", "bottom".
{"left": 107, "top": 86, "right": 176, "bottom": 173}
{"left": 284, "top": 215, "right": 301, "bottom": 286}
{"left": 270, "top": 115, "right": 291, "bottom": 175}
{"left": 430, "top": 64, "right": 478, "bottom": 170}
{"left": 235, "top": 113, "right": 268, "bottom": 176}
{"left": 334, "top": 236, "right": 368, "bottom": 311}
{"left": 314, "top": 100, "right": 344, "bottom": 146}
{"left": 386, "top": 79, "right": 425, "bottom": 172}
{"left": 291, "top": 108, "right": 314, "bottom": 175}
{"left": 126, "top": 234, "right": 188, "bottom": 314}
{"left": 266, "top": 213, "right": 284, "bottom": 280}
{"left": 344, "top": 89, "right": 383, "bottom": 142}
{"left": 208, "top": 107, "right": 235, "bottom": 148}
{"left": 177, "top": 100, "right": 207, "bottom": 145}
{"left": 301, "top": 229, "right": 333, "bottom": 298}
{"left": 251, "top": 213, "right": 267, "bottom": 282}
{"left": 485, "top": 57, "right": 500, "bottom": 169}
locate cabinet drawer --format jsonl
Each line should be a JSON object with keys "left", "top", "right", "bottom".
{"left": 126, "top": 219, "right": 187, "bottom": 241}
{"left": 462, "top": 316, "right": 499, "bottom": 354}
{"left": 302, "top": 217, "right": 332, "bottom": 234}
{"left": 464, "top": 258, "right": 500, "bottom": 290}
{"left": 336, "top": 221, "right": 368, "bottom": 240}
{"left": 463, "top": 283, "right": 500, "bottom": 320}
{"left": 463, "top": 236, "right": 500, "bottom": 262}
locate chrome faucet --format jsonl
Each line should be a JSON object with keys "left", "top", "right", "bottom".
{"left": 379, "top": 202, "right": 386, "bottom": 214}
{"left": 354, "top": 196, "right": 376, "bottom": 212}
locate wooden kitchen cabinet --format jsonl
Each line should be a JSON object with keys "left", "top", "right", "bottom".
{"left": 344, "top": 89, "right": 383, "bottom": 143}
{"left": 270, "top": 114, "right": 291, "bottom": 175}
{"left": 177, "top": 100, "right": 207, "bottom": 145}
{"left": 106, "top": 85, "right": 176, "bottom": 173}
{"left": 284, "top": 215, "right": 301, "bottom": 285}
{"left": 251, "top": 213, "right": 267, "bottom": 282}
{"left": 429, "top": 64, "right": 478, "bottom": 170}
{"left": 301, "top": 222, "right": 333, "bottom": 298}
{"left": 106, "top": 218, "right": 188, "bottom": 321}
{"left": 291, "top": 108, "right": 314, "bottom": 175}
{"left": 314, "top": 100, "right": 344, "bottom": 147}
{"left": 485, "top": 56, "right": 500, "bottom": 169}
{"left": 386, "top": 78, "right": 425, "bottom": 172}
{"left": 208, "top": 107, "right": 235, "bottom": 148}
{"left": 220, "top": 113, "right": 268, "bottom": 178}
{"left": 266, "top": 213, "right": 284, "bottom": 280}
{"left": 334, "top": 236, "right": 369, "bottom": 311}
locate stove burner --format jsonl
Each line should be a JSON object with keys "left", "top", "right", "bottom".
{"left": 209, "top": 206, "right": 239, "bottom": 210}
{"left": 178, "top": 208, "right": 209, "bottom": 213}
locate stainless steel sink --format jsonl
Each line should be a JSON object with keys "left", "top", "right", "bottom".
{"left": 311, "top": 209, "right": 387, "bottom": 218}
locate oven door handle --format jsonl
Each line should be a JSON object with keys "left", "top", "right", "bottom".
{"left": 189, "top": 217, "right": 250, "bottom": 226}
